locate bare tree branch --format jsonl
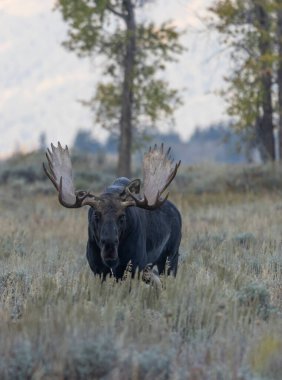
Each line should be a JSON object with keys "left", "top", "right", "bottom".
{"left": 106, "top": 3, "right": 126, "bottom": 20}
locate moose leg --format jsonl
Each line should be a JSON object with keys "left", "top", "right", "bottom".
{"left": 167, "top": 250, "right": 179, "bottom": 276}
{"left": 156, "top": 254, "right": 167, "bottom": 276}
{"left": 113, "top": 262, "right": 130, "bottom": 280}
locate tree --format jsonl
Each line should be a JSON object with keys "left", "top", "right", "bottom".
{"left": 277, "top": 0, "right": 282, "bottom": 157}
{"left": 56, "top": 0, "right": 184, "bottom": 177}
{"left": 209, "top": 0, "right": 281, "bottom": 161}
{"left": 73, "top": 129, "right": 102, "bottom": 153}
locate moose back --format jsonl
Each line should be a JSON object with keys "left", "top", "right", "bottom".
{"left": 43, "top": 143, "right": 182, "bottom": 280}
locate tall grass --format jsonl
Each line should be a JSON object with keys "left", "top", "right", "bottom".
{"left": 0, "top": 158, "right": 281, "bottom": 379}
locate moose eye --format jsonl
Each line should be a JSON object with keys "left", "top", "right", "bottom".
{"left": 77, "top": 190, "right": 87, "bottom": 198}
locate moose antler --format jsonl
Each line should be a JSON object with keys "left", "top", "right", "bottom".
{"left": 43, "top": 142, "right": 99, "bottom": 208}
{"left": 44, "top": 142, "right": 180, "bottom": 211}
{"left": 124, "top": 144, "right": 181, "bottom": 210}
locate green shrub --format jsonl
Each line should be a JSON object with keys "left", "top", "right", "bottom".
{"left": 0, "top": 338, "right": 36, "bottom": 380}
{"left": 64, "top": 333, "right": 118, "bottom": 379}
{"left": 126, "top": 346, "right": 174, "bottom": 380}
{"left": 237, "top": 283, "right": 272, "bottom": 320}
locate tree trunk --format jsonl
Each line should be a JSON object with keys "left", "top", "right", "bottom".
{"left": 255, "top": 4, "right": 275, "bottom": 161}
{"left": 257, "top": 71, "right": 275, "bottom": 160}
{"left": 277, "top": 1, "right": 282, "bottom": 160}
{"left": 117, "top": 0, "right": 136, "bottom": 178}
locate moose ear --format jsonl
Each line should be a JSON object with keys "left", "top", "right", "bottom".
{"left": 125, "top": 179, "right": 141, "bottom": 194}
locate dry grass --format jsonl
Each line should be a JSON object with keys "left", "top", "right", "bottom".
{"left": 0, "top": 165, "right": 282, "bottom": 379}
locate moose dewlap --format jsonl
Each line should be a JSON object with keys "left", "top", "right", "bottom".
{"left": 43, "top": 143, "right": 182, "bottom": 280}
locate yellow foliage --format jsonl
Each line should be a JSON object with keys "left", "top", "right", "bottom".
{"left": 249, "top": 335, "right": 282, "bottom": 373}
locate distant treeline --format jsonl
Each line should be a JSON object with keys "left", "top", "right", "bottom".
{"left": 73, "top": 124, "right": 256, "bottom": 164}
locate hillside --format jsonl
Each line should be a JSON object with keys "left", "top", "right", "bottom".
{"left": 0, "top": 149, "right": 281, "bottom": 197}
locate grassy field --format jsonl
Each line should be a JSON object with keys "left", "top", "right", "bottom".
{"left": 0, "top": 154, "right": 282, "bottom": 379}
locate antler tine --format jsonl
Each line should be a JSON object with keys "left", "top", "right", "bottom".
{"left": 126, "top": 144, "right": 180, "bottom": 210}
{"left": 160, "top": 160, "right": 181, "bottom": 195}
{"left": 43, "top": 142, "right": 99, "bottom": 208}
{"left": 43, "top": 161, "right": 59, "bottom": 191}
{"left": 43, "top": 147, "right": 62, "bottom": 191}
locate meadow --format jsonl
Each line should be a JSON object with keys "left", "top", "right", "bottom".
{"left": 0, "top": 152, "right": 281, "bottom": 379}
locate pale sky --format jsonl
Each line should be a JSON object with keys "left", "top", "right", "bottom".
{"left": 0, "top": 0, "right": 229, "bottom": 156}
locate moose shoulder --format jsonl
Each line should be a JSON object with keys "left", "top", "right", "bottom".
{"left": 43, "top": 143, "right": 182, "bottom": 280}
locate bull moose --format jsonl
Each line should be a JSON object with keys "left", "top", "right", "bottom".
{"left": 43, "top": 143, "right": 182, "bottom": 281}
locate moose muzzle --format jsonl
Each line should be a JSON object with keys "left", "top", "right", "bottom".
{"left": 100, "top": 222, "right": 119, "bottom": 268}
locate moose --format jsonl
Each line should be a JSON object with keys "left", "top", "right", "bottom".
{"left": 43, "top": 143, "right": 182, "bottom": 281}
